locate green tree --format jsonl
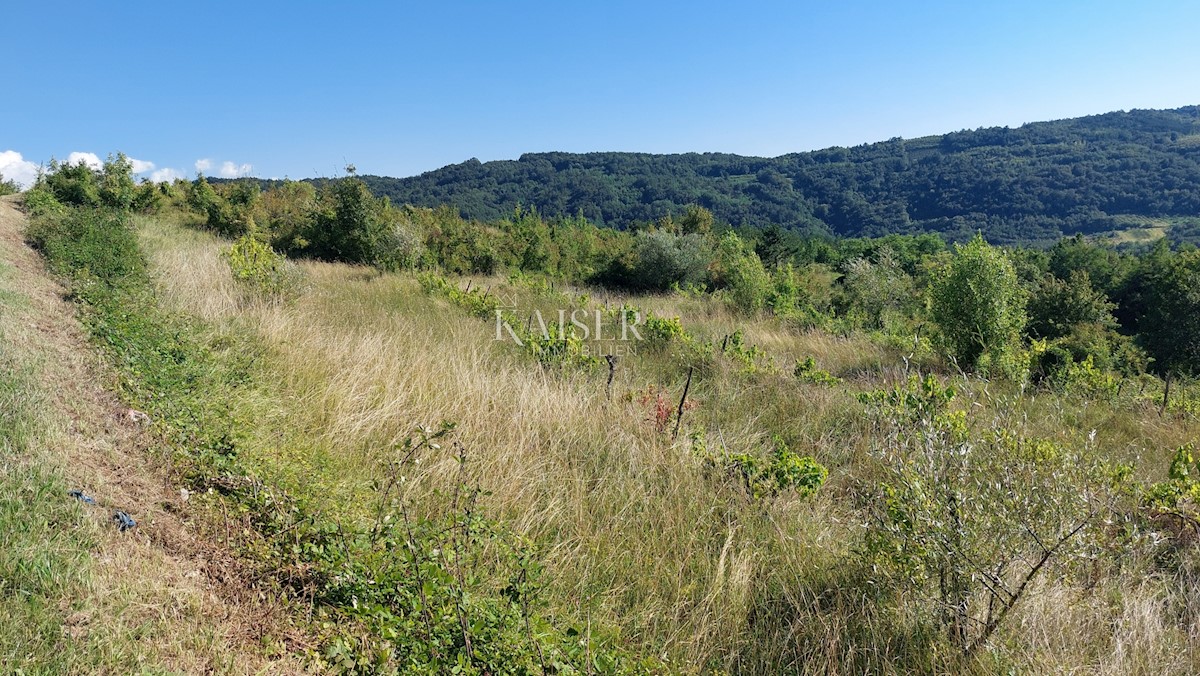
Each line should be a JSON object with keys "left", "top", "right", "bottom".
{"left": 305, "top": 177, "right": 396, "bottom": 266}
{"left": 1141, "top": 248, "right": 1200, "bottom": 375}
{"left": 98, "top": 153, "right": 137, "bottom": 210}
{"left": 678, "top": 204, "right": 714, "bottom": 236}
{"left": 929, "top": 235, "right": 1027, "bottom": 375}
{"left": 1026, "top": 270, "right": 1117, "bottom": 340}
{"left": 630, "top": 230, "right": 713, "bottom": 290}
{"left": 841, "top": 247, "right": 914, "bottom": 331}
{"left": 714, "top": 231, "right": 771, "bottom": 313}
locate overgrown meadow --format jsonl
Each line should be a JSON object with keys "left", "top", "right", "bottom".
{"left": 15, "top": 155, "right": 1200, "bottom": 674}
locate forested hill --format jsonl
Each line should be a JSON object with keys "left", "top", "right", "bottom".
{"left": 359, "top": 106, "right": 1200, "bottom": 244}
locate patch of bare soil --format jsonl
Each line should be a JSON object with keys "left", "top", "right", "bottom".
{"left": 0, "top": 195, "right": 309, "bottom": 673}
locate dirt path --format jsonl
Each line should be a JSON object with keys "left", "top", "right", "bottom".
{"left": 0, "top": 195, "right": 306, "bottom": 674}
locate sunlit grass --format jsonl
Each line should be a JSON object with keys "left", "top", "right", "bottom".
{"left": 137, "top": 213, "right": 1200, "bottom": 672}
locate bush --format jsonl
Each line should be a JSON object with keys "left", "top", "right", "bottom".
{"left": 794, "top": 356, "right": 841, "bottom": 385}
{"left": 303, "top": 178, "right": 397, "bottom": 267}
{"left": 25, "top": 207, "right": 146, "bottom": 288}
{"left": 857, "top": 375, "right": 1119, "bottom": 657}
{"left": 640, "top": 313, "right": 686, "bottom": 351}
{"left": 0, "top": 173, "right": 18, "bottom": 196}
{"left": 628, "top": 230, "right": 713, "bottom": 290}
{"left": 224, "top": 235, "right": 305, "bottom": 300}
{"left": 715, "top": 231, "right": 771, "bottom": 314}
{"left": 722, "top": 437, "right": 827, "bottom": 500}
{"left": 21, "top": 188, "right": 65, "bottom": 218}
{"left": 929, "top": 235, "right": 1027, "bottom": 377}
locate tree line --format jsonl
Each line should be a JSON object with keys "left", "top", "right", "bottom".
{"left": 280, "top": 106, "right": 1200, "bottom": 246}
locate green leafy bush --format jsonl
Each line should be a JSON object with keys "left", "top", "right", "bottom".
{"left": 722, "top": 437, "right": 827, "bottom": 500}
{"left": 794, "top": 356, "right": 842, "bottom": 385}
{"left": 857, "top": 375, "right": 1120, "bottom": 657}
{"left": 224, "top": 234, "right": 305, "bottom": 300}
{"left": 929, "top": 235, "right": 1027, "bottom": 377}
{"left": 640, "top": 313, "right": 686, "bottom": 351}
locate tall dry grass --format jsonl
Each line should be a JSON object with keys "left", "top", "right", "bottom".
{"left": 137, "top": 215, "right": 1200, "bottom": 672}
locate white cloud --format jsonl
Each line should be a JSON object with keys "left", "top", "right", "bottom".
{"left": 194, "top": 158, "right": 212, "bottom": 173}
{"left": 66, "top": 151, "right": 103, "bottom": 170}
{"left": 0, "top": 150, "right": 41, "bottom": 189}
{"left": 217, "top": 161, "right": 252, "bottom": 178}
{"left": 149, "top": 167, "right": 184, "bottom": 183}
{"left": 129, "top": 158, "right": 155, "bottom": 174}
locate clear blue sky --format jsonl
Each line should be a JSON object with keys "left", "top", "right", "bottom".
{"left": 2, "top": 0, "right": 1198, "bottom": 186}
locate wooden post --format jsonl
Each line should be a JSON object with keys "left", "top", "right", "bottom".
{"left": 672, "top": 367, "right": 695, "bottom": 441}
{"left": 1161, "top": 372, "right": 1172, "bottom": 417}
{"left": 605, "top": 355, "right": 618, "bottom": 400}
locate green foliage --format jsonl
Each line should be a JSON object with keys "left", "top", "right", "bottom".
{"left": 224, "top": 234, "right": 305, "bottom": 299}
{"left": 188, "top": 175, "right": 256, "bottom": 238}
{"left": 794, "top": 356, "right": 842, "bottom": 385}
{"left": 839, "top": 247, "right": 915, "bottom": 331}
{"left": 640, "top": 313, "right": 686, "bottom": 351}
{"left": 21, "top": 187, "right": 66, "bottom": 218}
{"left": 98, "top": 153, "right": 137, "bottom": 211}
{"left": 628, "top": 230, "right": 713, "bottom": 290}
{"left": 929, "top": 235, "right": 1027, "bottom": 376}
{"left": 1026, "top": 270, "right": 1117, "bottom": 340}
{"left": 26, "top": 207, "right": 147, "bottom": 288}
{"left": 42, "top": 158, "right": 100, "bottom": 207}
{"left": 718, "top": 437, "right": 827, "bottom": 500}
{"left": 417, "top": 273, "right": 503, "bottom": 320}
{"left": 858, "top": 376, "right": 1119, "bottom": 656}
{"left": 0, "top": 173, "right": 18, "bottom": 196}
{"left": 519, "top": 319, "right": 601, "bottom": 370}
{"left": 359, "top": 106, "right": 1200, "bottom": 244}
{"left": 131, "top": 180, "right": 163, "bottom": 213}
{"left": 305, "top": 177, "right": 408, "bottom": 268}
{"left": 1143, "top": 444, "right": 1200, "bottom": 514}
{"left": 714, "top": 231, "right": 772, "bottom": 313}
{"left": 1140, "top": 248, "right": 1200, "bottom": 375}
{"left": 721, "top": 329, "right": 770, "bottom": 375}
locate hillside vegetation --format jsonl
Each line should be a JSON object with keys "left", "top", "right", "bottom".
{"left": 337, "top": 106, "right": 1200, "bottom": 245}
{"left": 11, "top": 152, "right": 1200, "bottom": 673}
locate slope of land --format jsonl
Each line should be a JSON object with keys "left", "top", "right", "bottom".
{"left": 345, "top": 106, "right": 1200, "bottom": 244}
{"left": 0, "top": 195, "right": 302, "bottom": 674}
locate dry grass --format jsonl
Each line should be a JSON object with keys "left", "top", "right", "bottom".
{"left": 136, "top": 212, "right": 1200, "bottom": 672}
{"left": 0, "top": 199, "right": 303, "bottom": 674}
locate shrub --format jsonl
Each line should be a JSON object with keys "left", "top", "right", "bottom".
{"left": 21, "top": 188, "right": 65, "bottom": 218}
{"left": 304, "top": 177, "right": 397, "bottom": 267}
{"left": 25, "top": 207, "right": 146, "bottom": 289}
{"left": 794, "top": 356, "right": 841, "bottom": 385}
{"left": 0, "top": 173, "right": 17, "bottom": 196}
{"left": 715, "top": 231, "right": 771, "bottom": 314}
{"left": 629, "top": 230, "right": 713, "bottom": 290}
{"left": 857, "top": 375, "right": 1119, "bottom": 657}
{"left": 42, "top": 158, "right": 100, "bottom": 207}
{"left": 723, "top": 437, "right": 827, "bottom": 500}
{"left": 640, "top": 313, "right": 686, "bottom": 351}
{"left": 224, "top": 234, "right": 305, "bottom": 300}
{"left": 929, "top": 235, "right": 1027, "bottom": 377}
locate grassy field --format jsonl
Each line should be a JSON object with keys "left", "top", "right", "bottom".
{"left": 127, "top": 210, "right": 1199, "bottom": 673}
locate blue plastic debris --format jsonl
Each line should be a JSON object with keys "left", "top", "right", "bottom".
{"left": 68, "top": 490, "right": 97, "bottom": 505}
{"left": 112, "top": 511, "right": 137, "bottom": 532}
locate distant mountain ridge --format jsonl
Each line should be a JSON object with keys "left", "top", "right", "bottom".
{"left": 319, "top": 107, "right": 1200, "bottom": 244}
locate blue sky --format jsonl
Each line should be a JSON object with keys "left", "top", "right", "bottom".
{"left": 2, "top": 0, "right": 1198, "bottom": 186}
